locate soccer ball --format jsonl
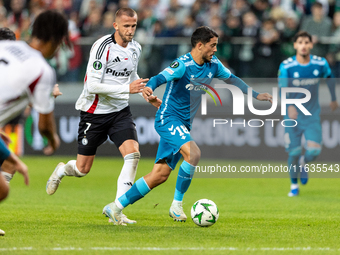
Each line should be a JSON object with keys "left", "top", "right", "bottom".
{"left": 191, "top": 199, "right": 219, "bottom": 227}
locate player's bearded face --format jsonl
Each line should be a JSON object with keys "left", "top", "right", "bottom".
{"left": 294, "top": 37, "right": 313, "bottom": 57}
{"left": 201, "top": 37, "right": 218, "bottom": 63}
{"left": 115, "top": 15, "right": 137, "bottom": 43}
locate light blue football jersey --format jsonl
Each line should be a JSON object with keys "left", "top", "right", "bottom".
{"left": 156, "top": 53, "right": 231, "bottom": 128}
{"left": 278, "top": 55, "right": 332, "bottom": 121}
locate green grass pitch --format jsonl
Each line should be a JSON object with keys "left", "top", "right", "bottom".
{"left": 1, "top": 156, "right": 340, "bottom": 255}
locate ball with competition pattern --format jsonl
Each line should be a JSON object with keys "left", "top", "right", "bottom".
{"left": 191, "top": 199, "right": 219, "bottom": 227}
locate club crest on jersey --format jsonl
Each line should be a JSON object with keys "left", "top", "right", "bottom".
{"left": 93, "top": 61, "right": 102, "bottom": 70}
{"left": 132, "top": 52, "right": 137, "bottom": 64}
{"left": 170, "top": 61, "right": 179, "bottom": 68}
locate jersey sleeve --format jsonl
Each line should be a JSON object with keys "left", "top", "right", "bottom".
{"left": 28, "top": 65, "right": 55, "bottom": 114}
{"left": 159, "top": 60, "right": 186, "bottom": 82}
{"left": 322, "top": 58, "right": 337, "bottom": 101}
{"left": 214, "top": 58, "right": 231, "bottom": 79}
{"left": 322, "top": 58, "right": 332, "bottom": 78}
{"left": 278, "top": 62, "right": 288, "bottom": 88}
{"left": 86, "top": 38, "right": 129, "bottom": 95}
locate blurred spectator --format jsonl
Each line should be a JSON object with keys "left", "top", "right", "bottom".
{"left": 143, "top": 20, "right": 165, "bottom": 77}
{"left": 95, "top": 11, "right": 115, "bottom": 36}
{"left": 301, "top": 2, "right": 332, "bottom": 57}
{"left": 270, "top": 6, "right": 286, "bottom": 32}
{"left": 280, "top": 0, "right": 305, "bottom": 19}
{"left": 82, "top": 7, "right": 103, "bottom": 37}
{"left": 79, "top": 0, "right": 104, "bottom": 21}
{"left": 181, "top": 15, "right": 197, "bottom": 37}
{"left": 229, "top": 0, "right": 250, "bottom": 18}
{"left": 59, "top": 13, "right": 83, "bottom": 82}
{"left": 223, "top": 13, "right": 242, "bottom": 38}
{"left": 7, "top": 0, "right": 29, "bottom": 37}
{"left": 158, "top": 13, "right": 182, "bottom": 68}
{"left": 29, "top": 1, "right": 44, "bottom": 21}
{"left": 139, "top": 8, "right": 157, "bottom": 36}
{"left": 191, "top": 0, "right": 209, "bottom": 26}
{"left": 238, "top": 11, "right": 259, "bottom": 77}
{"left": 280, "top": 11, "right": 300, "bottom": 58}
{"left": 168, "top": 0, "right": 190, "bottom": 26}
{"left": 209, "top": 15, "right": 223, "bottom": 37}
{"left": 251, "top": 0, "right": 271, "bottom": 21}
{"left": 0, "top": 3, "right": 9, "bottom": 28}
{"left": 329, "top": 12, "right": 340, "bottom": 77}
{"left": 254, "top": 18, "right": 281, "bottom": 77}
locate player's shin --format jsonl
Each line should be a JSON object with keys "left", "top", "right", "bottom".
{"left": 115, "top": 152, "right": 140, "bottom": 200}
{"left": 173, "top": 160, "right": 196, "bottom": 202}
{"left": 288, "top": 150, "right": 301, "bottom": 185}
{"left": 115, "top": 177, "right": 150, "bottom": 209}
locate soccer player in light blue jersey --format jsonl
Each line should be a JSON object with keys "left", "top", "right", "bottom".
{"left": 278, "top": 31, "right": 338, "bottom": 197}
{"left": 103, "top": 26, "right": 272, "bottom": 225}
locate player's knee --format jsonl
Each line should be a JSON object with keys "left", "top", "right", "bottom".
{"left": 189, "top": 147, "right": 201, "bottom": 166}
{"left": 306, "top": 147, "right": 322, "bottom": 157}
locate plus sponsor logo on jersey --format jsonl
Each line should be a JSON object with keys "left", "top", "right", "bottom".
{"left": 106, "top": 68, "right": 133, "bottom": 77}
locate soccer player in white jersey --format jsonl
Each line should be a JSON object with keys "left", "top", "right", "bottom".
{"left": 0, "top": 11, "right": 69, "bottom": 236}
{"left": 46, "top": 8, "right": 161, "bottom": 224}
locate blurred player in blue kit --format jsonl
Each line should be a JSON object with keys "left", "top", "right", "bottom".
{"left": 278, "top": 31, "right": 338, "bottom": 197}
{"left": 103, "top": 26, "right": 273, "bottom": 225}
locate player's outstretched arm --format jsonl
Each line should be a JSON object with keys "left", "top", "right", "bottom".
{"left": 52, "top": 84, "right": 62, "bottom": 98}
{"left": 142, "top": 87, "right": 162, "bottom": 108}
{"left": 256, "top": 93, "right": 273, "bottom": 103}
{"left": 5, "top": 152, "right": 29, "bottom": 186}
{"left": 129, "top": 78, "right": 149, "bottom": 94}
{"left": 38, "top": 112, "right": 60, "bottom": 155}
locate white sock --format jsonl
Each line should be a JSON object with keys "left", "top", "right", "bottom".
{"left": 115, "top": 152, "right": 140, "bottom": 201}
{"left": 1, "top": 172, "right": 13, "bottom": 183}
{"left": 172, "top": 200, "right": 182, "bottom": 204}
{"left": 115, "top": 200, "right": 124, "bottom": 210}
{"left": 57, "top": 160, "right": 86, "bottom": 178}
{"left": 291, "top": 184, "right": 299, "bottom": 190}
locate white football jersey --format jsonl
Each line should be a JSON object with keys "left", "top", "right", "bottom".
{"left": 0, "top": 41, "right": 55, "bottom": 127}
{"left": 76, "top": 34, "right": 141, "bottom": 114}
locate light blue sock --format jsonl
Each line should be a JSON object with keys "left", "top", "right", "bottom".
{"left": 174, "top": 161, "right": 196, "bottom": 202}
{"left": 288, "top": 147, "right": 301, "bottom": 185}
{"left": 118, "top": 177, "right": 150, "bottom": 208}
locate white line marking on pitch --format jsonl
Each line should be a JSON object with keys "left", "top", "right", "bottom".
{"left": 0, "top": 247, "right": 338, "bottom": 251}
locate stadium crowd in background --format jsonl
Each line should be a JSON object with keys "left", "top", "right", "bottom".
{"left": 1, "top": 0, "right": 340, "bottom": 79}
